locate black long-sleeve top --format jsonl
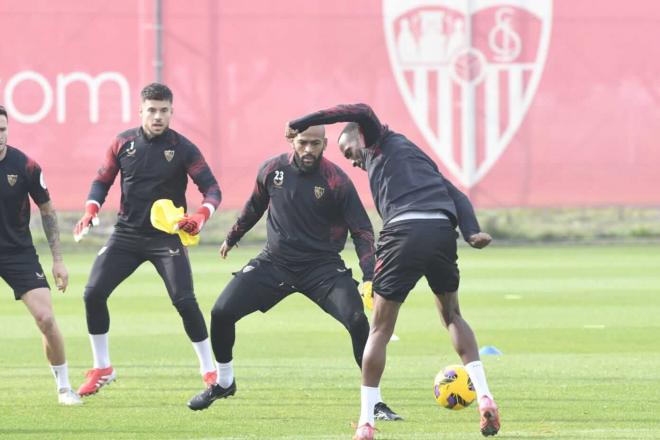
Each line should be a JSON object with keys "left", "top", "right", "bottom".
{"left": 289, "top": 104, "right": 482, "bottom": 239}
{"left": 87, "top": 127, "right": 221, "bottom": 235}
{"left": 226, "top": 153, "right": 375, "bottom": 280}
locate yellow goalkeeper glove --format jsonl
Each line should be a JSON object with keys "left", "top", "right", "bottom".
{"left": 150, "top": 199, "right": 200, "bottom": 246}
{"left": 361, "top": 281, "right": 373, "bottom": 310}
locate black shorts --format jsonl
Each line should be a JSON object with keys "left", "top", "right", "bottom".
{"left": 0, "top": 246, "right": 50, "bottom": 300}
{"left": 373, "top": 219, "right": 459, "bottom": 303}
{"left": 217, "top": 253, "right": 359, "bottom": 315}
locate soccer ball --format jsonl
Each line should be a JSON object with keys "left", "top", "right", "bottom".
{"left": 433, "top": 365, "right": 476, "bottom": 410}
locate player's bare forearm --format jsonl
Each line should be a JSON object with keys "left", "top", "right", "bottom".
{"left": 39, "top": 201, "right": 63, "bottom": 262}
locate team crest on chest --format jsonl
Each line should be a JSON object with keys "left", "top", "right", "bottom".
{"left": 164, "top": 150, "right": 175, "bottom": 162}
{"left": 7, "top": 174, "right": 18, "bottom": 186}
{"left": 314, "top": 186, "right": 325, "bottom": 199}
{"left": 126, "top": 141, "right": 136, "bottom": 157}
{"left": 273, "top": 170, "right": 284, "bottom": 186}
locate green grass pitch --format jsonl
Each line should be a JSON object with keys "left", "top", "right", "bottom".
{"left": 1, "top": 244, "right": 659, "bottom": 439}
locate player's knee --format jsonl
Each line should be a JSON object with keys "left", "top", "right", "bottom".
{"left": 173, "top": 297, "right": 202, "bottom": 317}
{"left": 210, "top": 300, "right": 235, "bottom": 324}
{"left": 34, "top": 312, "right": 56, "bottom": 334}
{"left": 369, "top": 315, "right": 397, "bottom": 341}
{"left": 440, "top": 307, "right": 462, "bottom": 327}
{"left": 346, "top": 310, "right": 368, "bottom": 333}
{"left": 83, "top": 287, "right": 107, "bottom": 307}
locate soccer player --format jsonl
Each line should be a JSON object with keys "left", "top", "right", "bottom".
{"left": 0, "top": 105, "right": 81, "bottom": 405}
{"left": 73, "top": 83, "right": 222, "bottom": 396}
{"left": 286, "top": 104, "right": 500, "bottom": 439}
{"left": 187, "top": 125, "right": 401, "bottom": 421}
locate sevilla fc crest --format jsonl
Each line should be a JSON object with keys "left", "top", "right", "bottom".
{"left": 384, "top": 0, "right": 553, "bottom": 187}
{"left": 164, "top": 150, "right": 175, "bottom": 162}
{"left": 7, "top": 174, "right": 18, "bottom": 186}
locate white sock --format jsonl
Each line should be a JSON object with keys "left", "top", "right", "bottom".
{"left": 358, "top": 385, "right": 379, "bottom": 427}
{"left": 192, "top": 338, "right": 215, "bottom": 374}
{"left": 375, "top": 386, "right": 383, "bottom": 404}
{"left": 50, "top": 362, "right": 71, "bottom": 391}
{"left": 89, "top": 333, "right": 111, "bottom": 369}
{"left": 216, "top": 361, "right": 234, "bottom": 388}
{"left": 465, "top": 360, "right": 492, "bottom": 400}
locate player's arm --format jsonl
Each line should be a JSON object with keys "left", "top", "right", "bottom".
{"left": 25, "top": 160, "right": 68, "bottom": 292}
{"left": 74, "top": 137, "right": 121, "bottom": 241}
{"left": 179, "top": 144, "right": 222, "bottom": 235}
{"left": 339, "top": 178, "right": 376, "bottom": 309}
{"left": 341, "top": 180, "right": 376, "bottom": 280}
{"left": 287, "top": 103, "right": 385, "bottom": 148}
{"left": 444, "top": 178, "right": 492, "bottom": 249}
{"left": 221, "top": 161, "right": 272, "bottom": 258}
{"left": 38, "top": 201, "right": 68, "bottom": 292}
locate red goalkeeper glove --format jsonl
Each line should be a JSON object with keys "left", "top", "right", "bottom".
{"left": 73, "top": 202, "right": 100, "bottom": 242}
{"left": 177, "top": 205, "right": 211, "bottom": 236}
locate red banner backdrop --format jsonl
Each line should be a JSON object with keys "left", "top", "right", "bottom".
{"left": 2, "top": 0, "right": 659, "bottom": 210}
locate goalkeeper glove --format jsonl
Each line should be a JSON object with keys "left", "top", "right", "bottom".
{"left": 177, "top": 205, "right": 211, "bottom": 236}
{"left": 361, "top": 281, "right": 373, "bottom": 310}
{"left": 73, "top": 202, "right": 100, "bottom": 242}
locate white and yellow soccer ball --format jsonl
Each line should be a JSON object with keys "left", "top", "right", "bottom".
{"left": 433, "top": 365, "right": 476, "bottom": 410}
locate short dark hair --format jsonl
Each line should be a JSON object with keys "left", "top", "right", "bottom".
{"left": 0, "top": 105, "right": 7, "bottom": 121}
{"left": 140, "top": 83, "right": 173, "bottom": 103}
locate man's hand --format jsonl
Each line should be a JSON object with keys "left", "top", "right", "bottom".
{"left": 52, "top": 260, "right": 68, "bottom": 292}
{"left": 219, "top": 240, "right": 235, "bottom": 259}
{"left": 361, "top": 281, "right": 373, "bottom": 310}
{"left": 177, "top": 214, "right": 205, "bottom": 235}
{"left": 285, "top": 123, "right": 299, "bottom": 141}
{"left": 73, "top": 202, "right": 100, "bottom": 242}
{"left": 177, "top": 206, "right": 211, "bottom": 236}
{"left": 468, "top": 232, "right": 492, "bottom": 249}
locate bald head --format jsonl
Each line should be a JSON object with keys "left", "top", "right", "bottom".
{"left": 290, "top": 124, "right": 327, "bottom": 172}
{"left": 297, "top": 125, "right": 325, "bottom": 139}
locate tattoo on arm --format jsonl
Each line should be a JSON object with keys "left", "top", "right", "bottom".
{"left": 40, "top": 204, "right": 63, "bottom": 262}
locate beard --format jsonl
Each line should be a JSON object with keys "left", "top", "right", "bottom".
{"left": 295, "top": 152, "right": 322, "bottom": 172}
